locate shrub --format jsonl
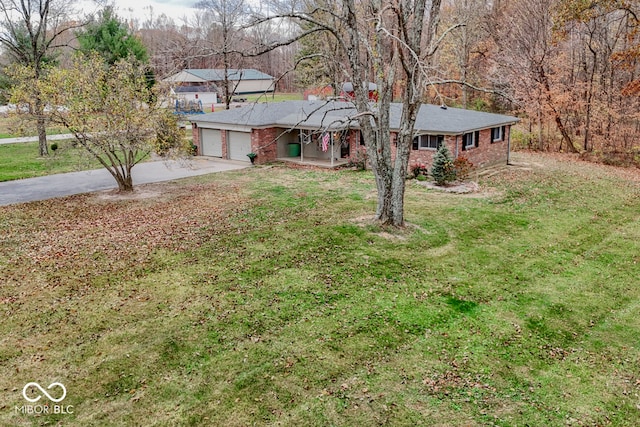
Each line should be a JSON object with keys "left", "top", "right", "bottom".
{"left": 430, "top": 143, "right": 456, "bottom": 185}
{"left": 453, "top": 156, "right": 475, "bottom": 181}
{"left": 345, "top": 148, "right": 368, "bottom": 170}
{"left": 410, "top": 162, "right": 429, "bottom": 178}
{"left": 154, "top": 112, "right": 187, "bottom": 157}
{"left": 50, "top": 143, "right": 58, "bottom": 152}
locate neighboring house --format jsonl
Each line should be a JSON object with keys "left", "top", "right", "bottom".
{"left": 303, "top": 86, "right": 333, "bottom": 101}
{"left": 171, "top": 85, "right": 218, "bottom": 106}
{"left": 189, "top": 100, "right": 519, "bottom": 167}
{"left": 303, "top": 82, "right": 379, "bottom": 101}
{"left": 164, "top": 69, "right": 276, "bottom": 97}
{"left": 340, "top": 82, "right": 379, "bottom": 102}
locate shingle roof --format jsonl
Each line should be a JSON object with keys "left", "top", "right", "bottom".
{"left": 190, "top": 100, "right": 518, "bottom": 134}
{"left": 185, "top": 69, "right": 274, "bottom": 81}
{"left": 174, "top": 85, "right": 218, "bottom": 93}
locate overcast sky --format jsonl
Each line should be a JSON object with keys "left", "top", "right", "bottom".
{"left": 78, "top": 0, "right": 198, "bottom": 23}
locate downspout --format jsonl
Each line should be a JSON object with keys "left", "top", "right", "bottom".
{"left": 330, "top": 135, "right": 334, "bottom": 168}
{"left": 455, "top": 135, "right": 459, "bottom": 158}
{"left": 507, "top": 125, "right": 511, "bottom": 165}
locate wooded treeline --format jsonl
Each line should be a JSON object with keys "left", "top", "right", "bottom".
{"left": 2, "top": 0, "right": 639, "bottom": 162}
{"left": 128, "top": 0, "right": 640, "bottom": 162}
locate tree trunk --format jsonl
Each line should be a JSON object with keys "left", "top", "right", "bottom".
{"left": 37, "top": 116, "right": 48, "bottom": 157}
{"left": 390, "top": 145, "right": 410, "bottom": 226}
{"left": 537, "top": 107, "right": 544, "bottom": 150}
{"left": 103, "top": 162, "right": 135, "bottom": 192}
{"left": 540, "top": 66, "right": 580, "bottom": 153}
{"left": 116, "top": 174, "right": 134, "bottom": 192}
{"left": 35, "top": 98, "right": 48, "bottom": 157}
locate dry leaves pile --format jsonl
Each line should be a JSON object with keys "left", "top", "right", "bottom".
{"left": 1, "top": 180, "right": 251, "bottom": 284}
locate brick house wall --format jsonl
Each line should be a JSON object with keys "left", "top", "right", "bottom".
{"left": 193, "top": 123, "right": 510, "bottom": 169}
{"left": 190, "top": 123, "right": 231, "bottom": 159}
{"left": 346, "top": 126, "right": 510, "bottom": 171}
{"left": 405, "top": 126, "right": 511, "bottom": 170}
{"left": 251, "top": 128, "right": 279, "bottom": 165}
{"left": 406, "top": 135, "right": 455, "bottom": 168}
{"left": 459, "top": 126, "right": 510, "bottom": 168}
{"left": 191, "top": 123, "right": 200, "bottom": 153}
{"left": 221, "top": 130, "right": 229, "bottom": 159}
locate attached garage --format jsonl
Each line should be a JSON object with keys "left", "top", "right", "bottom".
{"left": 227, "top": 131, "right": 252, "bottom": 162}
{"left": 201, "top": 129, "right": 222, "bottom": 157}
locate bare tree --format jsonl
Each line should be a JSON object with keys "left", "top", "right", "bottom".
{"left": 9, "top": 54, "right": 188, "bottom": 192}
{"left": 196, "top": 0, "right": 252, "bottom": 109}
{"left": 492, "top": 0, "right": 579, "bottom": 152}
{"left": 556, "top": 1, "right": 640, "bottom": 153}
{"left": 0, "top": 0, "right": 81, "bottom": 156}
{"left": 253, "top": 0, "right": 446, "bottom": 226}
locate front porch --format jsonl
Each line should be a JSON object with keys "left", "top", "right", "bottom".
{"left": 274, "top": 128, "right": 356, "bottom": 169}
{"left": 276, "top": 157, "right": 348, "bottom": 169}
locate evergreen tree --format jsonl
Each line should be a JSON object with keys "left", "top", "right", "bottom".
{"left": 77, "top": 7, "right": 155, "bottom": 89}
{"left": 430, "top": 143, "right": 456, "bottom": 185}
{"left": 77, "top": 7, "right": 148, "bottom": 65}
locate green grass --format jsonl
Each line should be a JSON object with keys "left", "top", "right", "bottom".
{"left": 241, "top": 92, "right": 304, "bottom": 102}
{"left": 0, "top": 153, "right": 639, "bottom": 426}
{"left": 0, "top": 140, "right": 142, "bottom": 182}
{"left": 199, "top": 93, "right": 304, "bottom": 113}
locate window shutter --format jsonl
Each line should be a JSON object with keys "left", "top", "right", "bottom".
{"left": 412, "top": 136, "right": 418, "bottom": 150}
{"left": 437, "top": 135, "right": 444, "bottom": 149}
{"left": 502, "top": 126, "right": 506, "bottom": 141}
{"left": 461, "top": 134, "right": 466, "bottom": 151}
{"left": 475, "top": 131, "right": 480, "bottom": 148}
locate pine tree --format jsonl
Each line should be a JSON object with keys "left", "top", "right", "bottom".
{"left": 431, "top": 143, "right": 456, "bottom": 185}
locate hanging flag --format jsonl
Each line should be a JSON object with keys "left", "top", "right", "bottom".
{"left": 322, "top": 132, "right": 330, "bottom": 152}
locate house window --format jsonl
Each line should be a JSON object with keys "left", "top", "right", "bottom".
{"left": 412, "top": 134, "right": 444, "bottom": 150}
{"left": 463, "top": 132, "right": 477, "bottom": 149}
{"left": 359, "top": 130, "right": 379, "bottom": 146}
{"left": 491, "top": 126, "right": 505, "bottom": 142}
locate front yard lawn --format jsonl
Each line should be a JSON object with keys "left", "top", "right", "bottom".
{"left": 0, "top": 140, "right": 105, "bottom": 182}
{"left": 1, "top": 153, "right": 639, "bottom": 426}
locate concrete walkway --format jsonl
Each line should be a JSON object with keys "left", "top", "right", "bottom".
{"left": 0, "top": 125, "right": 192, "bottom": 145}
{"left": 0, "top": 133, "right": 75, "bottom": 145}
{"left": 0, "top": 157, "right": 249, "bottom": 206}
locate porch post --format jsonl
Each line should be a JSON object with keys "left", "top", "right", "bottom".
{"left": 330, "top": 135, "right": 334, "bottom": 167}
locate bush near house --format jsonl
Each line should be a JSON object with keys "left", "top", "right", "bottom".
{"left": 453, "top": 156, "right": 475, "bottom": 181}
{"left": 410, "top": 162, "right": 429, "bottom": 178}
{"left": 430, "top": 143, "right": 456, "bottom": 185}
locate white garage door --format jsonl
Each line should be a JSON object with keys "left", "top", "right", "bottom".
{"left": 228, "top": 131, "right": 252, "bottom": 162}
{"left": 201, "top": 129, "right": 222, "bottom": 157}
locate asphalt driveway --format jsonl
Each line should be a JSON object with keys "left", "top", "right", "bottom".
{"left": 0, "top": 157, "right": 249, "bottom": 206}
